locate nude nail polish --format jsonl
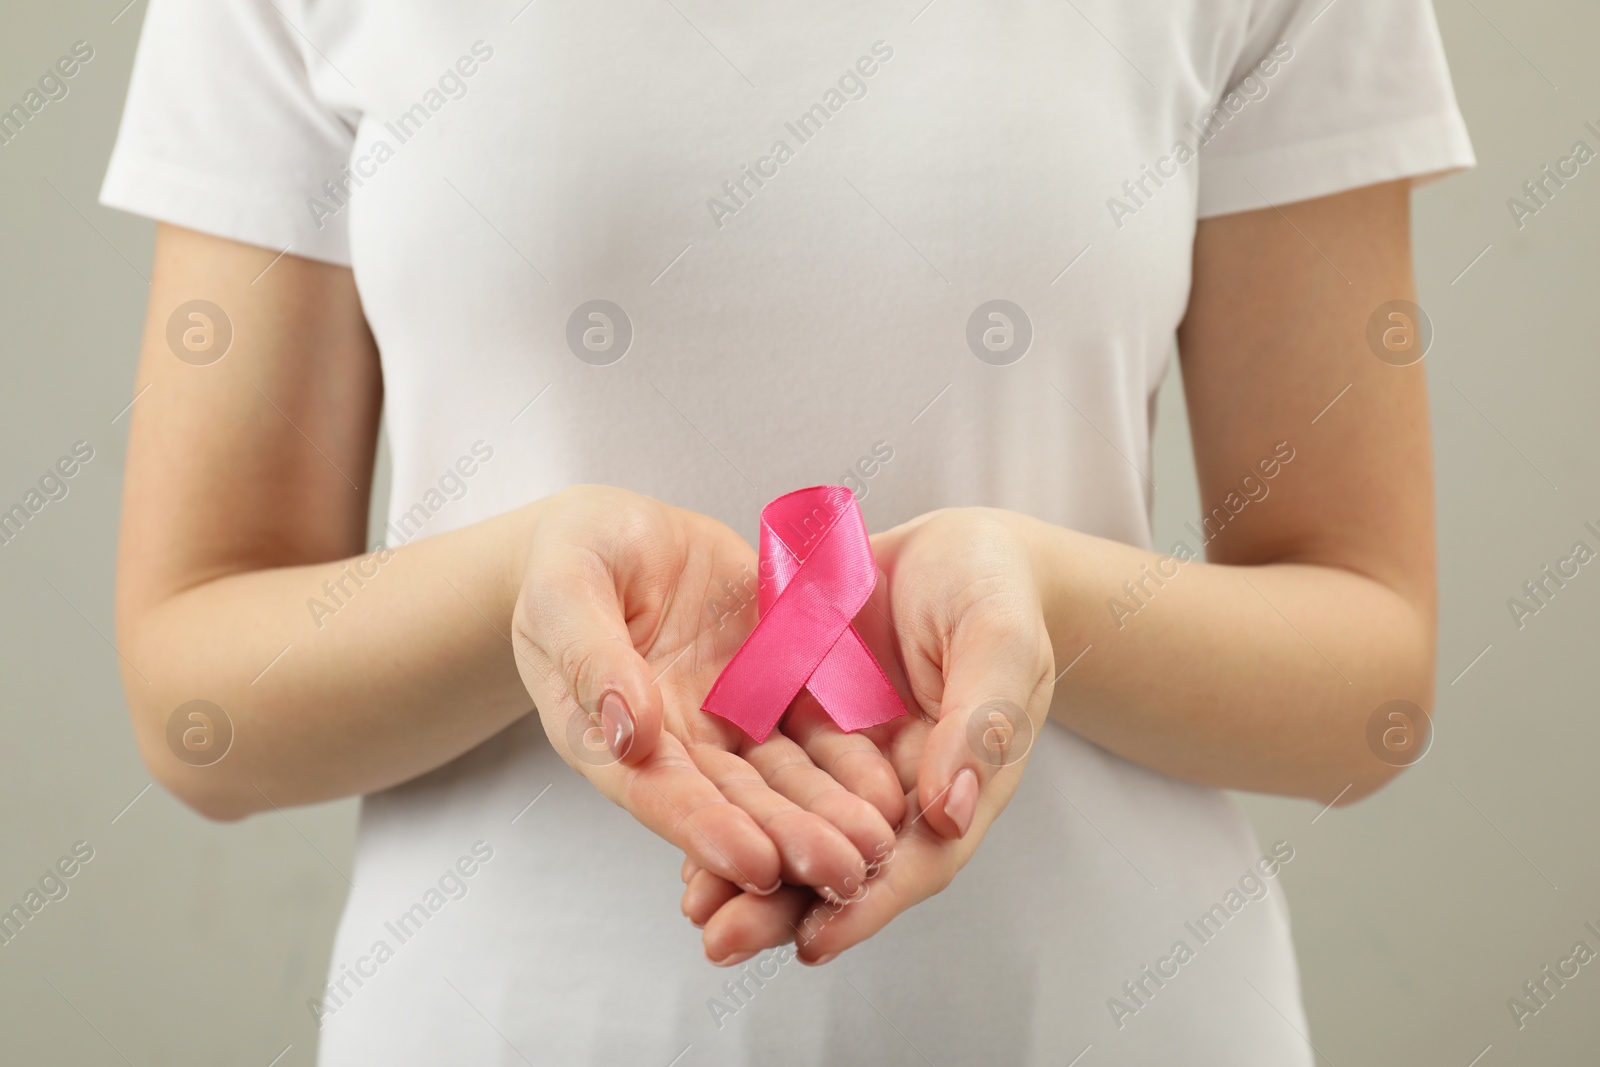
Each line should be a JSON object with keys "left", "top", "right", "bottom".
{"left": 944, "top": 768, "right": 979, "bottom": 838}
{"left": 600, "top": 692, "right": 633, "bottom": 760}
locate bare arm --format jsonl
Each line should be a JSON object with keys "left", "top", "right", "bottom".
{"left": 1025, "top": 179, "right": 1435, "bottom": 805}
{"left": 117, "top": 224, "right": 537, "bottom": 820}
{"left": 117, "top": 226, "right": 890, "bottom": 905}
{"left": 690, "top": 179, "right": 1439, "bottom": 962}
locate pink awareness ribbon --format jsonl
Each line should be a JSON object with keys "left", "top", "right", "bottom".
{"left": 702, "top": 486, "right": 908, "bottom": 743}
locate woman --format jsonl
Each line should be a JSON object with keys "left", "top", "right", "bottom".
{"left": 103, "top": 0, "right": 1470, "bottom": 1062}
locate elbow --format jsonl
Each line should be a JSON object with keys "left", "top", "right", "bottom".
{"left": 116, "top": 598, "right": 267, "bottom": 825}
{"left": 1333, "top": 759, "right": 1408, "bottom": 807}
{"left": 123, "top": 680, "right": 258, "bottom": 824}
{"left": 131, "top": 722, "right": 257, "bottom": 823}
{"left": 1332, "top": 605, "right": 1437, "bottom": 807}
{"left": 1330, "top": 692, "right": 1436, "bottom": 808}
{"left": 174, "top": 792, "right": 254, "bottom": 824}
{"left": 119, "top": 608, "right": 263, "bottom": 823}
{"left": 166, "top": 777, "right": 256, "bottom": 824}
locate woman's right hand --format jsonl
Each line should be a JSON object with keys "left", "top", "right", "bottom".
{"left": 510, "top": 486, "right": 898, "bottom": 910}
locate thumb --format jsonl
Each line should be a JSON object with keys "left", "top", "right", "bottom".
{"left": 912, "top": 606, "right": 1052, "bottom": 840}
{"left": 516, "top": 566, "right": 664, "bottom": 770}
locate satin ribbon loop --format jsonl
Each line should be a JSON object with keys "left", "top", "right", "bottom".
{"left": 702, "top": 486, "right": 907, "bottom": 742}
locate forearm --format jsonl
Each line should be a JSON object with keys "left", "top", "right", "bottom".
{"left": 118, "top": 503, "right": 540, "bottom": 820}
{"left": 1013, "top": 514, "right": 1434, "bottom": 804}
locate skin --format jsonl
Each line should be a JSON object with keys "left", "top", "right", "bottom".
{"left": 509, "top": 486, "right": 898, "bottom": 899}
{"left": 691, "top": 178, "right": 1437, "bottom": 962}
{"left": 116, "top": 177, "right": 1433, "bottom": 968}
{"left": 116, "top": 229, "right": 891, "bottom": 898}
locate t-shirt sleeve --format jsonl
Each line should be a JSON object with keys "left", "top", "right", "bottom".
{"left": 99, "top": 0, "right": 356, "bottom": 264}
{"left": 1196, "top": 0, "right": 1475, "bottom": 218}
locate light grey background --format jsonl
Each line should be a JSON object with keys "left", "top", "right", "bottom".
{"left": 2, "top": 2, "right": 1595, "bottom": 1064}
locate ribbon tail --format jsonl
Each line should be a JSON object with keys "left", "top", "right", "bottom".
{"left": 805, "top": 624, "right": 906, "bottom": 732}
{"left": 702, "top": 657, "right": 804, "bottom": 743}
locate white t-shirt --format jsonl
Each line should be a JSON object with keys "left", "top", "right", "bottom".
{"left": 104, "top": 1, "right": 1472, "bottom": 1063}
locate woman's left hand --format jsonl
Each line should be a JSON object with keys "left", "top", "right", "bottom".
{"left": 681, "top": 508, "right": 1057, "bottom": 964}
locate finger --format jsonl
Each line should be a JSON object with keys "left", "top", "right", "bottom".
{"left": 689, "top": 744, "right": 868, "bottom": 899}
{"left": 596, "top": 733, "right": 782, "bottom": 893}
{"left": 740, "top": 726, "right": 898, "bottom": 862}
{"left": 522, "top": 614, "right": 781, "bottom": 888}
{"left": 785, "top": 820, "right": 966, "bottom": 963}
{"left": 914, "top": 609, "right": 1052, "bottom": 840}
{"left": 700, "top": 815, "right": 967, "bottom": 967}
{"left": 517, "top": 550, "right": 664, "bottom": 767}
{"left": 682, "top": 868, "right": 741, "bottom": 929}
{"left": 876, "top": 717, "right": 934, "bottom": 797}
{"left": 681, "top": 856, "right": 700, "bottom": 884}
{"left": 780, "top": 694, "right": 907, "bottom": 830}
{"left": 700, "top": 884, "right": 815, "bottom": 965}
{"left": 514, "top": 504, "right": 784, "bottom": 891}
{"left": 536, "top": 690, "right": 781, "bottom": 891}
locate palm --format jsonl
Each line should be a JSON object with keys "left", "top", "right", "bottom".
{"left": 684, "top": 509, "right": 1054, "bottom": 963}
{"left": 625, "top": 513, "right": 764, "bottom": 750}
{"left": 513, "top": 488, "right": 894, "bottom": 905}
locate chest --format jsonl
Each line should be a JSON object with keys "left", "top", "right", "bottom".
{"left": 309, "top": 0, "right": 1255, "bottom": 382}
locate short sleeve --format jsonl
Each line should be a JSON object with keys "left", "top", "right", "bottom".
{"left": 99, "top": 0, "right": 356, "bottom": 264}
{"left": 1196, "top": 0, "right": 1475, "bottom": 218}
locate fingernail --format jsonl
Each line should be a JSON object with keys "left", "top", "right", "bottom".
{"left": 713, "top": 950, "right": 755, "bottom": 967}
{"left": 743, "top": 879, "right": 782, "bottom": 896}
{"left": 801, "top": 952, "right": 838, "bottom": 967}
{"left": 944, "top": 768, "right": 979, "bottom": 838}
{"left": 600, "top": 692, "right": 633, "bottom": 760}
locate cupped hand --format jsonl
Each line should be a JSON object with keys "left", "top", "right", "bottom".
{"left": 510, "top": 485, "right": 897, "bottom": 911}
{"left": 682, "top": 508, "right": 1055, "bottom": 964}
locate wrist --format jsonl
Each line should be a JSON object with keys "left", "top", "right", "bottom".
{"left": 501, "top": 498, "right": 546, "bottom": 624}
{"left": 999, "top": 509, "right": 1056, "bottom": 597}
{"left": 1004, "top": 510, "right": 1091, "bottom": 676}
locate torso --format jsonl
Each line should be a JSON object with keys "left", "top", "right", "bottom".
{"left": 299, "top": 3, "right": 1311, "bottom": 1062}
